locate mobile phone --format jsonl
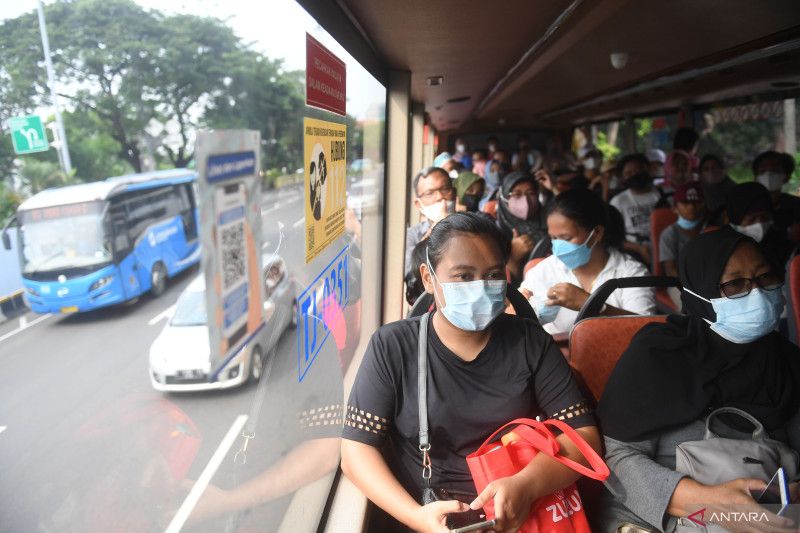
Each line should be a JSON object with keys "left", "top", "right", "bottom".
{"left": 757, "top": 467, "right": 790, "bottom": 515}
{"left": 450, "top": 518, "right": 497, "bottom": 533}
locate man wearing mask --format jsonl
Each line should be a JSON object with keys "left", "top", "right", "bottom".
{"left": 405, "top": 167, "right": 455, "bottom": 277}
{"left": 471, "top": 149, "right": 487, "bottom": 178}
{"left": 610, "top": 153, "right": 664, "bottom": 265}
{"left": 752, "top": 150, "right": 800, "bottom": 239}
{"left": 645, "top": 148, "right": 666, "bottom": 184}
{"left": 451, "top": 137, "right": 472, "bottom": 170}
{"left": 578, "top": 144, "right": 603, "bottom": 181}
{"left": 486, "top": 135, "right": 499, "bottom": 160}
{"left": 726, "top": 181, "right": 793, "bottom": 268}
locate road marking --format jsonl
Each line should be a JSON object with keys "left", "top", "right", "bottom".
{"left": 261, "top": 204, "right": 280, "bottom": 215}
{"left": 19, "top": 315, "right": 27, "bottom": 328}
{"left": 165, "top": 414, "right": 248, "bottom": 533}
{"left": 293, "top": 216, "right": 304, "bottom": 228}
{"left": 0, "top": 314, "right": 51, "bottom": 344}
{"left": 147, "top": 304, "right": 176, "bottom": 326}
{"left": 0, "top": 426, "right": 6, "bottom": 435}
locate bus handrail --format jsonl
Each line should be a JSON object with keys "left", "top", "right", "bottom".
{"left": 575, "top": 276, "right": 680, "bottom": 323}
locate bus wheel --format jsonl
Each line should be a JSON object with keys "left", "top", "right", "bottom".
{"left": 249, "top": 345, "right": 264, "bottom": 382}
{"left": 150, "top": 262, "right": 167, "bottom": 296}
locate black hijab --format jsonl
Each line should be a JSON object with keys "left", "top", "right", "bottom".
{"left": 597, "top": 226, "right": 800, "bottom": 441}
{"left": 495, "top": 171, "right": 547, "bottom": 243}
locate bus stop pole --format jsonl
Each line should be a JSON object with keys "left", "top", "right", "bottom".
{"left": 37, "top": 0, "right": 72, "bottom": 176}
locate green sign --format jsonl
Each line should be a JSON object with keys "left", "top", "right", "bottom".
{"left": 9, "top": 115, "right": 49, "bottom": 155}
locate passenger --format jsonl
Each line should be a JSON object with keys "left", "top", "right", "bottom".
{"left": 659, "top": 182, "right": 707, "bottom": 278}
{"left": 452, "top": 137, "right": 472, "bottom": 170}
{"left": 595, "top": 227, "right": 799, "bottom": 533}
{"left": 699, "top": 153, "right": 736, "bottom": 215}
{"left": 341, "top": 212, "right": 601, "bottom": 533}
{"left": 486, "top": 135, "right": 499, "bottom": 160}
{"left": 496, "top": 171, "right": 548, "bottom": 283}
{"left": 479, "top": 158, "right": 509, "bottom": 212}
{"left": 405, "top": 167, "right": 454, "bottom": 277}
{"left": 591, "top": 159, "right": 621, "bottom": 203}
{"left": 645, "top": 148, "right": 667, "bottom": 183}
{"left": 454, "top": 171, "right": 485, "bottom": 213}
{"left": 470, "top": 149, "right": 487, "bottom": 178}
{"left": 404, "top": 239, "right": 429, "bottom": 307}
{"left": 752, "top": 150, "right": 800, "bottom": 235}
{"left": 726, "top": 181, "right": 794, "bottom": 268}
{"left": 433, "top": 152, "right": 460, "bottom": 178}
{"left": 521, "top": 188, "right": 656, "bottom": 335}
{"left": 664, "top": 149, "right": 694, "bottom": 193}
{"left": 610, "top": 153, "right": 664, "bottom": 265}
{"left": 511, "top": 133, "right": 542, "bottom": 172}
{"left": 578, "top": 144, "right": 603, "bottom": 181}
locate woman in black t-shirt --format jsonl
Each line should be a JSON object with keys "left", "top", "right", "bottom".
{"left": 341, "top": 212, "right": 600, "bottom": 533}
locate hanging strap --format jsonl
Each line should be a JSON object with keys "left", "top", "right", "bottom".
{"left": 471, "top": 417, "right": 610, "bottom": 481}
{"left": 418, "top": 312, "right": 432, "bottom": 483}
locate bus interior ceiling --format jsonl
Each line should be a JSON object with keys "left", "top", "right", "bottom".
{"left": 308, "top": 0, "right": 800, "bottom": 138}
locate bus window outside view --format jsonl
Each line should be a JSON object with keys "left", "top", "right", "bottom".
{"left": 0, "top": 0, "right": 385, "bottom": 531}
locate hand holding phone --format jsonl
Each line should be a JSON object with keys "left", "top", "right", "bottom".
{"left": 757, "top": 467, "right": 790, "bottom": 516}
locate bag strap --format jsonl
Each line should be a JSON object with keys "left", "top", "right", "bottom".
{"left": 473, "top": 417, "right": 609, "bottom": 481}
{"left": 705, "top": 407, "right": 766, "bottom": 440}
{"left": 418, "top": 312, "right": 432, "bottom": 484}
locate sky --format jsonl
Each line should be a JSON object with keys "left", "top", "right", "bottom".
{"left": 0, "top": 0, "right": 383, "bottom": 119}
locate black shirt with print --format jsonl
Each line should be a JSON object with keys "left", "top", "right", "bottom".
{"left": 342, "top": 313, "right": 594, "bottom": 498}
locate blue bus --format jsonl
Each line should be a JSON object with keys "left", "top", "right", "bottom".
{"left": 1, "top": 169, "right": 201, "bottom": 314}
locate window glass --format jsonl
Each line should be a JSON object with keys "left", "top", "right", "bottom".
{"left": 695, "top": 98, "right": 799, "bottom": 187}
{"left": 634, "top": 114, "right": 679, "bottom": 154}
{"left": 0, "top": 1, "right": 385, "bottom": 532}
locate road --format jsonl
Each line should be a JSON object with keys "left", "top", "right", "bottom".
{"left": 0, "top": 184, "right": 346, "bottom": 532}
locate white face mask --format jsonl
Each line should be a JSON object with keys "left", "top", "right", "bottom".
{"left": 756, "top": 171, "right": 785, "bottom": 192}
{"left": 449, "top": 169, "right": 459, "bottom": 179}
{"left": 731, "top": 221, "right": 772, "bottom": 242}
{"left": 583, "top": 158, "right": 596, "bottom": 170}
{"left": 488, "top": 144, "right": 497, "bottom": 152}
{"left": 456, "top": 143, "right": 466, "bottom": 153}
{"left": 420, "top": 199, "right": 454, "bottom": 223}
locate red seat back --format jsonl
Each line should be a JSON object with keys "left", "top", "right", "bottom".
{"left": 568, "top": 315, "right": 667, "bottom": 403}
{"left": 649, "top": 207, "right": 677, "bottom": 276}
{"left": 790, "top": 255, "right": 800, "bottom": 341}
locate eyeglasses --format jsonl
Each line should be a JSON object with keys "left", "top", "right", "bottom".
{"left": 419, "top": 186, "right": 454, "bottom": 202}
{"left": 718, "top": 271, "right": 784, "bottom": 299}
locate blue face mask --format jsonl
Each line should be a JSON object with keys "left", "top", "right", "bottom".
{"left": 684, "top": 287, "right": 785, "bottom": 344}
{"left": 551, "top": 229, "right": 596, "bottom": 271}
{"left": 427, "top": 250, "right": 506, "bottom": 331}
{"left": 677, "top": 216, "right": 701, "bottom": 230}
{"left": 536, "top": 304, "right": 560, "bottom": 325}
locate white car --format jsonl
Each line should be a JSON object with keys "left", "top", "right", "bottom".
{"left": 149, "top": 256, "right": 296, "bottom": 392}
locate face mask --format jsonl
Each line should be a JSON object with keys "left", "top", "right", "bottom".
{"left": 536, "top": 303, "right": 559, "bottom": 325}
{"left": 420, "top": 199, "right": 454, "bottom": 223}
{"left": 449, "top": 169, "right": 459, "bottom": 179}
{"left": 731, "top": 221, "right": 772, "bottom": 243}
{"left": 684, "top": 287, "right": 784, "bottom": 344}
{"left": 426, "top": 250, "right": 507, "bottom": 332}
{"left": 583, "top": 158, "right": 596, "bottom": 171}
{"left": 526, "top": 152, "right": 536, "bottom": 167}
{"left": 456, "top": 143, "right": 466, "bottom": 153}
{"left": 485, "top": 170, "right": 500, "bottom": 188}
{"left": 677, "top": 215, "right": 702, "bottom": 230}
{"left": 505, "top": 194, "right": 535, "bottom": 219}
{"left": 756, "top": 172, "right": 785, "bottom": 192}
{"left": 488, "top": 144, "right": 497, "bottom": 152}
{"left": 461, "top": 194, "right": 481, "bottom": 212}
{"left": 627, "top": 171, "right": 652, "bottom": 190}
{"left": 551, "top": 229, "right": 596, "bottom": 270}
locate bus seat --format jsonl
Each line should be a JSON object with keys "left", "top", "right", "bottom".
{"left": 574, "top": 276, "right": 680, "bottom": 323}
{"left": 482, "top": 200, "right": 498, "bottom": 219}
{"left": 649, "top": 208, "right": 678, "bottom": 313}
{"left": 568, "top": 315, "right": 667, "bottom": 403}
{"left": 528, "top": 236, "right": 552, "bottom": 262}
{"left": 523, "top": 257, "right": 545, "bottom": 276}
{"left": 789, "top": 254, "right": 800, "bottom": 344}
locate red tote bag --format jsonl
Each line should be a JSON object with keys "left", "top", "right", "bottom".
{"left": 466, "top": 417, "right": 610, "bottom": 533}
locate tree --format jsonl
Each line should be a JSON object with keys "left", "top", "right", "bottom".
{"left": 0, "top": 180, "right": 22, "bottom": 223}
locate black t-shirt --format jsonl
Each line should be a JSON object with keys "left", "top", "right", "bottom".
{"left": 342, "top": 313, "right": 594, "bottom": 498}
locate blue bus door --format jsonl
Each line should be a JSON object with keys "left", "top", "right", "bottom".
{"left": 110, "top": 205, "right": 142, "bottom": 299}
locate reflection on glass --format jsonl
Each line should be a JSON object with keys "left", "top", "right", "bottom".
{"left": 171, "top": 289, "right": 208, "bottom": 327}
